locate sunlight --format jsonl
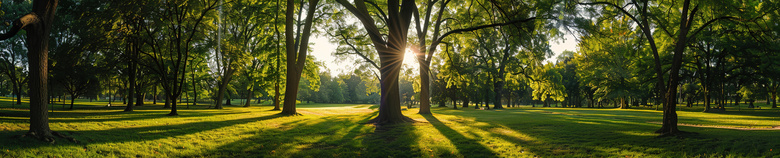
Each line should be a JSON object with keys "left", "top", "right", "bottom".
{"left": 402, "top": 48, "right": 421, "bottom": 72}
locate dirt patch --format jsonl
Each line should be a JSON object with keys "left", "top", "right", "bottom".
{"left": 647, "top": 122, "right": 780, "bottom": 130}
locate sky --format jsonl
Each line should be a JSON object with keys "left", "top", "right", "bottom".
{"left": 309, "top": 33, "right": 579, "bottom": 77}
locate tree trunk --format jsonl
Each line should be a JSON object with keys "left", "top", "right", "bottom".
{"left": 273, "top": 84, "right": 281, "bottom": 110}
{"left": 69, "top": 96, "right": 75, "bottom": 110}
{"left": 153, "top": 87, "right": 157, "bottom": 104}
{"left": 164, "top": 95, "right": 171, "bottom": 108}
{"left": 772, "top": 91, "right": 777, "bottom": 108}
{"left": 168, "top": 94, "right": 178, "bottom": 116}
{"left": 15, "top": 83, "right": 22, "bottom": 105}
{"left": 125, "top": 38, "right": 136, "bottom": 112}
{"left": 244, "top": 87, "right": 253, "bottom": 107}
{"left": 703, "top": 89, "right": 711, "bottom": 112}
{"left": 493, "top": 77, "right": 505, "bottom": 109}
{"left": 214, "top": 67, "right": 234, "bottom": 109}
{"left": 281, "top": 67, "right": 302, "bottom": 115}
{"left": 418, "top": 66, "right": 431, "bottom": 114}
{"left": 620, "top": 97, "right": 628, "bottom": 109}
{"left": 3, "top": 0, "right": 60, "bottom": 140}
{"left": 136, "top": 92, "right": 144, "bottom": 106}
{"left": 280, "top": 0, "right": 320, "bottom": 115}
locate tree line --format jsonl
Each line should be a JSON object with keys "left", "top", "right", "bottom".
{"left": 0, "top": 0, "right": 777, "bottom": 142}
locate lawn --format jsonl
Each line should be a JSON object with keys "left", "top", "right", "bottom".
{"left": 1, "top": 97, "right": 779, "bottom": 157}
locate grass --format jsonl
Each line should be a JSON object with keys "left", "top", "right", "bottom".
{"left": 0, "top": 97, "right": 778, "bottom": 157}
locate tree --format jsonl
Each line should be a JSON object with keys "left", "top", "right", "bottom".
{"left": 212, "top": 0, "right": 273, "bottom": 109}
{"left": 411, "top": 0, "right": 553, "bottom": 113}
{"left": 281, "top": 0, "right": 324, "bottom": 115}
{"left": 335, "top": 0, "right": 417, "bottom": 124}
{"left": 0, "top": 1, "right": 29, "bottom": 106}
{"left": 577, "top": 0, "right": 766, "bottom": 135}
{"left": 137, "top": 0, "right": 219, "bottom": 116}
{"left": 0, "top": 0, "right": 64, "bottom": 142}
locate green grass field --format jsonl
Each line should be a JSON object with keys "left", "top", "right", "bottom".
{"left": 1, "top": 97, "right": 779, "bottom": 157}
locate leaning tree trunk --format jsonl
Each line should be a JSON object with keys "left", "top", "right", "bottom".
{"left": 214, "top": 67, "right": 233, "bottom": 109}
{"left": 69, "top": 95, "right": 76, "bottom": 109}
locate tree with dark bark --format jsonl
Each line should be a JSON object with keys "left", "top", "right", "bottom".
{"left": 0, "top": 0, "right": 75, "bottom": 143}
{"left": 335, "top": 0, "right": 417, "bottom": 124}
{"left": 577, "top": 0, "right": 764, "bottom": 135}
{"left": 411, "top": 0, "right": 551, "bottom": 113}
{"left": 136, "top": 0, "right": 219, "bottom": 116}
{"left": 281, "top": 0, "right": 322, "bottom": 115}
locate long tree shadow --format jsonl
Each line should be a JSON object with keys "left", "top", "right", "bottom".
{"left": 422, "top": 114, "right": 499, "bottom": 157}
{"left": 462, "top": 108, "right": 780, "bottom": 157}
{"left": 188, "top": 111, "right": 432, "bottom": 157}
{"left": 0, "top": 108, "right": 251, "bottom": 123}
{"left": 0, "top": 112, "right": 286, "bottom": 151}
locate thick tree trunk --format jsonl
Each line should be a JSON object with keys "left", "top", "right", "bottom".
{"left": 164, "top": 95, "right": 171, "bottom": 108}
{"left": 493, "top": 77, "right": 504, "bottom": 109}
{"left": 136, "top": 93, "right": 144, "bottom": 106}
{"left": 6, "top": 0, "right": 60, "bottom": 141}
{"left": 373, "top": 59, "right": 407, "bottom": 124}
{"left": 167, "top": 94, "right": 178, "bottom": 116}
{"left": 281, "top": 66, "right": 302, "bottom": 115}
{"left": 418, "top": 66, "right": 431, "bottom": 114}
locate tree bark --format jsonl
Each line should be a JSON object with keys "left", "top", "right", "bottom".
{"left": 244, "top": 87, "right": 253, "bottom": 107}
{"left": 418, "top": 65, "right": 431, "bottom": 114}
{"left": 656, "top": 0, "right": 694, "bottom": 135}
{"left": 69, "top": 96, "right": 75, "bottom": 109}
{"left": 0, "top": 0, "right": 61, "bottom": 141}
{"left": 337, "top": 0, "right": 416, "bottom": 124}
{"left": 214, "top": 67, "right": 234, "bottom": 109}
{"left": 281, "top": 0, "right": 320, "bottom": 115}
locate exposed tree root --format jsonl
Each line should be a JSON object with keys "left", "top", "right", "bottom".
{"left": 17, "top": 131, "right": 78, "bottom": 144}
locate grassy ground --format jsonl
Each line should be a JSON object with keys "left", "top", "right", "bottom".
{"left": 1, "top": 97, "right": 778, "bottom": 157}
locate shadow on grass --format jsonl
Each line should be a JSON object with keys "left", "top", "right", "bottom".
{"left": 422, "top": 114, "right": 499, "bottom": 157}
{"left": 0, "top": 112, "right": 286, "bottom": 151}
{"left": 188, "top": 111, "right": 427, "bottom": 157}
{"left": 457, "top": 108, "right": 780, "bottom": 157}
{"left": 0, "top": 108, "right": 251, "bottom": 123}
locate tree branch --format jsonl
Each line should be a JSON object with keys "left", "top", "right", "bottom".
{"left": 0, "top": 13, "right": 40, "bottom": 41}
